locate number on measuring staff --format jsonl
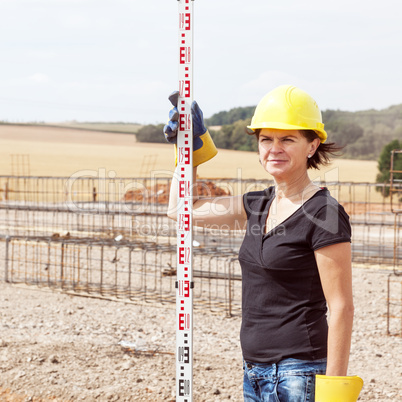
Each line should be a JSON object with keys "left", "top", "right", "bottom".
{"left": 178, "top": 280, "right": 190, "bottom": 297}
{"left": 178, "top": 346, "right": 190, "bottom": 363}
{"left": 179, "top": 180, "right": 191, "bottom": 197}
{"left": 178, "top": 147, "right": 191, "bottom": 166}
{"left": 178, "top": 214, "right": 190, "bottom": 231}
{"left": 179, "top": 80, "right": 191, "bottom": 97}
{"left": 179, "top": 112, "right": 191, "bottom": 131}
{"left": 179, "top": 379, "right": 190, "bottom": 397}
{"left": 180, "top": 47, "right": 191, "bottom": 64}
{"left": 179, "top": 313, "right": 190, "bottom": 330}
{"left": 179, "top": 13, "right": 191, "bottom": 31}
{"left": 178, "top": 247, "right": 191, "bottom": 264}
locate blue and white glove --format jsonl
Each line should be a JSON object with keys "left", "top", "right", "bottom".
{"left": 163, "top": 91, "right": 218, "bottom": 166}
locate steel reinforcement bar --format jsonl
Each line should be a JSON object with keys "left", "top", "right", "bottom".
{"left": 1, "top": 176, "right": 402, "bottom": 267}
{"left": 3, "top": 236, "right": 241, "bottom": 317}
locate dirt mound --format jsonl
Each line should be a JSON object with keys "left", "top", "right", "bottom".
{"left": 123, "top": 180, "right": 230, "bottom": 205}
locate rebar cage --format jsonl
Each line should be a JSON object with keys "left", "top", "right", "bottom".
{"left": 0, "top": 175, "right": 401, "bottom": 323}
{"left": 4, "top": 236, "right": 241, "bottom": 317}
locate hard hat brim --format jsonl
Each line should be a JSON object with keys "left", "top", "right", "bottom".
{"left": 247, "top": 122, "right": 327, "bottom": 143}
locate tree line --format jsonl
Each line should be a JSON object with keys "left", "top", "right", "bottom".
{"left": 135, "top": 103, "right": 402, "bottom": 162}
{"left": 116, "top": 104, "right": 402, "bottom": 191}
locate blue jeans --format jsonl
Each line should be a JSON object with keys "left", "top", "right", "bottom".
{"left": 243, "top": 358, "right": 327, "bottom": 402}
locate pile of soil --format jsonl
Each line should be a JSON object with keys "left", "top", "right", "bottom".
{"left": 123, "top": 181, "right": 230, "bottom": 205}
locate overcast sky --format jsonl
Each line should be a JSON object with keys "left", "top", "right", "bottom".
{"left": 1, "top": 0, "right": 401, "bottom": 124}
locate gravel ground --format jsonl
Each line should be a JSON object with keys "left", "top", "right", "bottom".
{"left": 0, "top": 266, "right": 401, "bottom": 401}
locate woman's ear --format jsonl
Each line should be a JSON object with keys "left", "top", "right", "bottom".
{"left": 309, "top": 138, "right": 320, "bottom": 156}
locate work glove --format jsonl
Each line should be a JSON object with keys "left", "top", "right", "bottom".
{"left": 163, "top": 91, "right": 218, "bottom": 167}
{"left": 315, "top": 375, "right": 363, "bottom": 402}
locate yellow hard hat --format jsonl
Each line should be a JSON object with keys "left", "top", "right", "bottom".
{"left": 315, "top": 375, "right": 364, "bottom": 402}
{"left": 247, "top": 85, "right": 327, "bottom": 143}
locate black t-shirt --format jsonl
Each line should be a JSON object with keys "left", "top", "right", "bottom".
{"left": 239, "top": 187, "right": 351, "bottom": 363}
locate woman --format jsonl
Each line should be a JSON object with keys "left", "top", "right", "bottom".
{"left": 165, "top": 85, "right": 361, "bottom": 401}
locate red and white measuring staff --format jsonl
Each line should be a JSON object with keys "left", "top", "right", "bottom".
{"left": 175, "top": 0, "right": 194, "bottom": 401}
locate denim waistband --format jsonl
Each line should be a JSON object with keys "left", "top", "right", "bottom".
{"left": 244, "top": 357, "right": 327, "bottom": 378}
{"left": 245, "top": 357, "right": 327, "bottom": 367}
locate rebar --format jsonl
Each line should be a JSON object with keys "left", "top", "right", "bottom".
{"left": 1, "top": 175, "right": 402, "bottom": 322}
{"left": 0, "top": 176, "right": 400, "bottom": 265}
{"left": 4, "top": 236, "right": 241, "bottom": 316}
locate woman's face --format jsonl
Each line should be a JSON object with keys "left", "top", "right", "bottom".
{"left": 258, "top": 128, "right": 319, "bottom": 181}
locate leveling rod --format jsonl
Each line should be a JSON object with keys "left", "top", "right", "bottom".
{"left": 175, "top": 0, "right": 194, "bottom": 401}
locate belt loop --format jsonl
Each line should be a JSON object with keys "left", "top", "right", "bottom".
{"left": 273, "top": 363, "right": 278, "bottom": 378}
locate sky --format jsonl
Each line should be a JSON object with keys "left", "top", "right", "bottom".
{"left": 1, "top": 0, "right": 402, "bottom": 124}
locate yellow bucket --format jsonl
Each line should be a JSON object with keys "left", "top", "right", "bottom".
{"left": 315, "top": 375, "right": 364, "bottom": 402}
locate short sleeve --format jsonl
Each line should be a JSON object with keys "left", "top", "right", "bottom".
{"left": 307, "top": 198, "right": 351, "bottom": 251}
{"left": 242, "top": 188, "right": 273, "bottom": 220}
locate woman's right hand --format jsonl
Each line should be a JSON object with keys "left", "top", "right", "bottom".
{"left": 163, "top": 91, "right": 218, "bottom": 167}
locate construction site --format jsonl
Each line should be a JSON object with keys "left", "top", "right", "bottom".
{"left": 0, "top": 151, "right": 401, "bottom": 401}
{"left": 3, "top": 0, "right": 402, "bottom": 399}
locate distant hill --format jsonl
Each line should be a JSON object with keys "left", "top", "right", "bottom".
{"left": 205, "top": 106, "right": 255, "bottom": 126}
{"left": 0, "top": 121, "right": 142, "bottom": 135}
{"left": 4, "top": 103, "right": 401, "bottom": 160}
{"left": 52, "top": 122, "right": 143, "bottom": 134}
{"left": 205, "top": 104, "right": 402, "bottom": 160}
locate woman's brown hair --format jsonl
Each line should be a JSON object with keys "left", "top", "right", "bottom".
{"left": 299, "top": 129, "right": 343, "bottom": 170}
